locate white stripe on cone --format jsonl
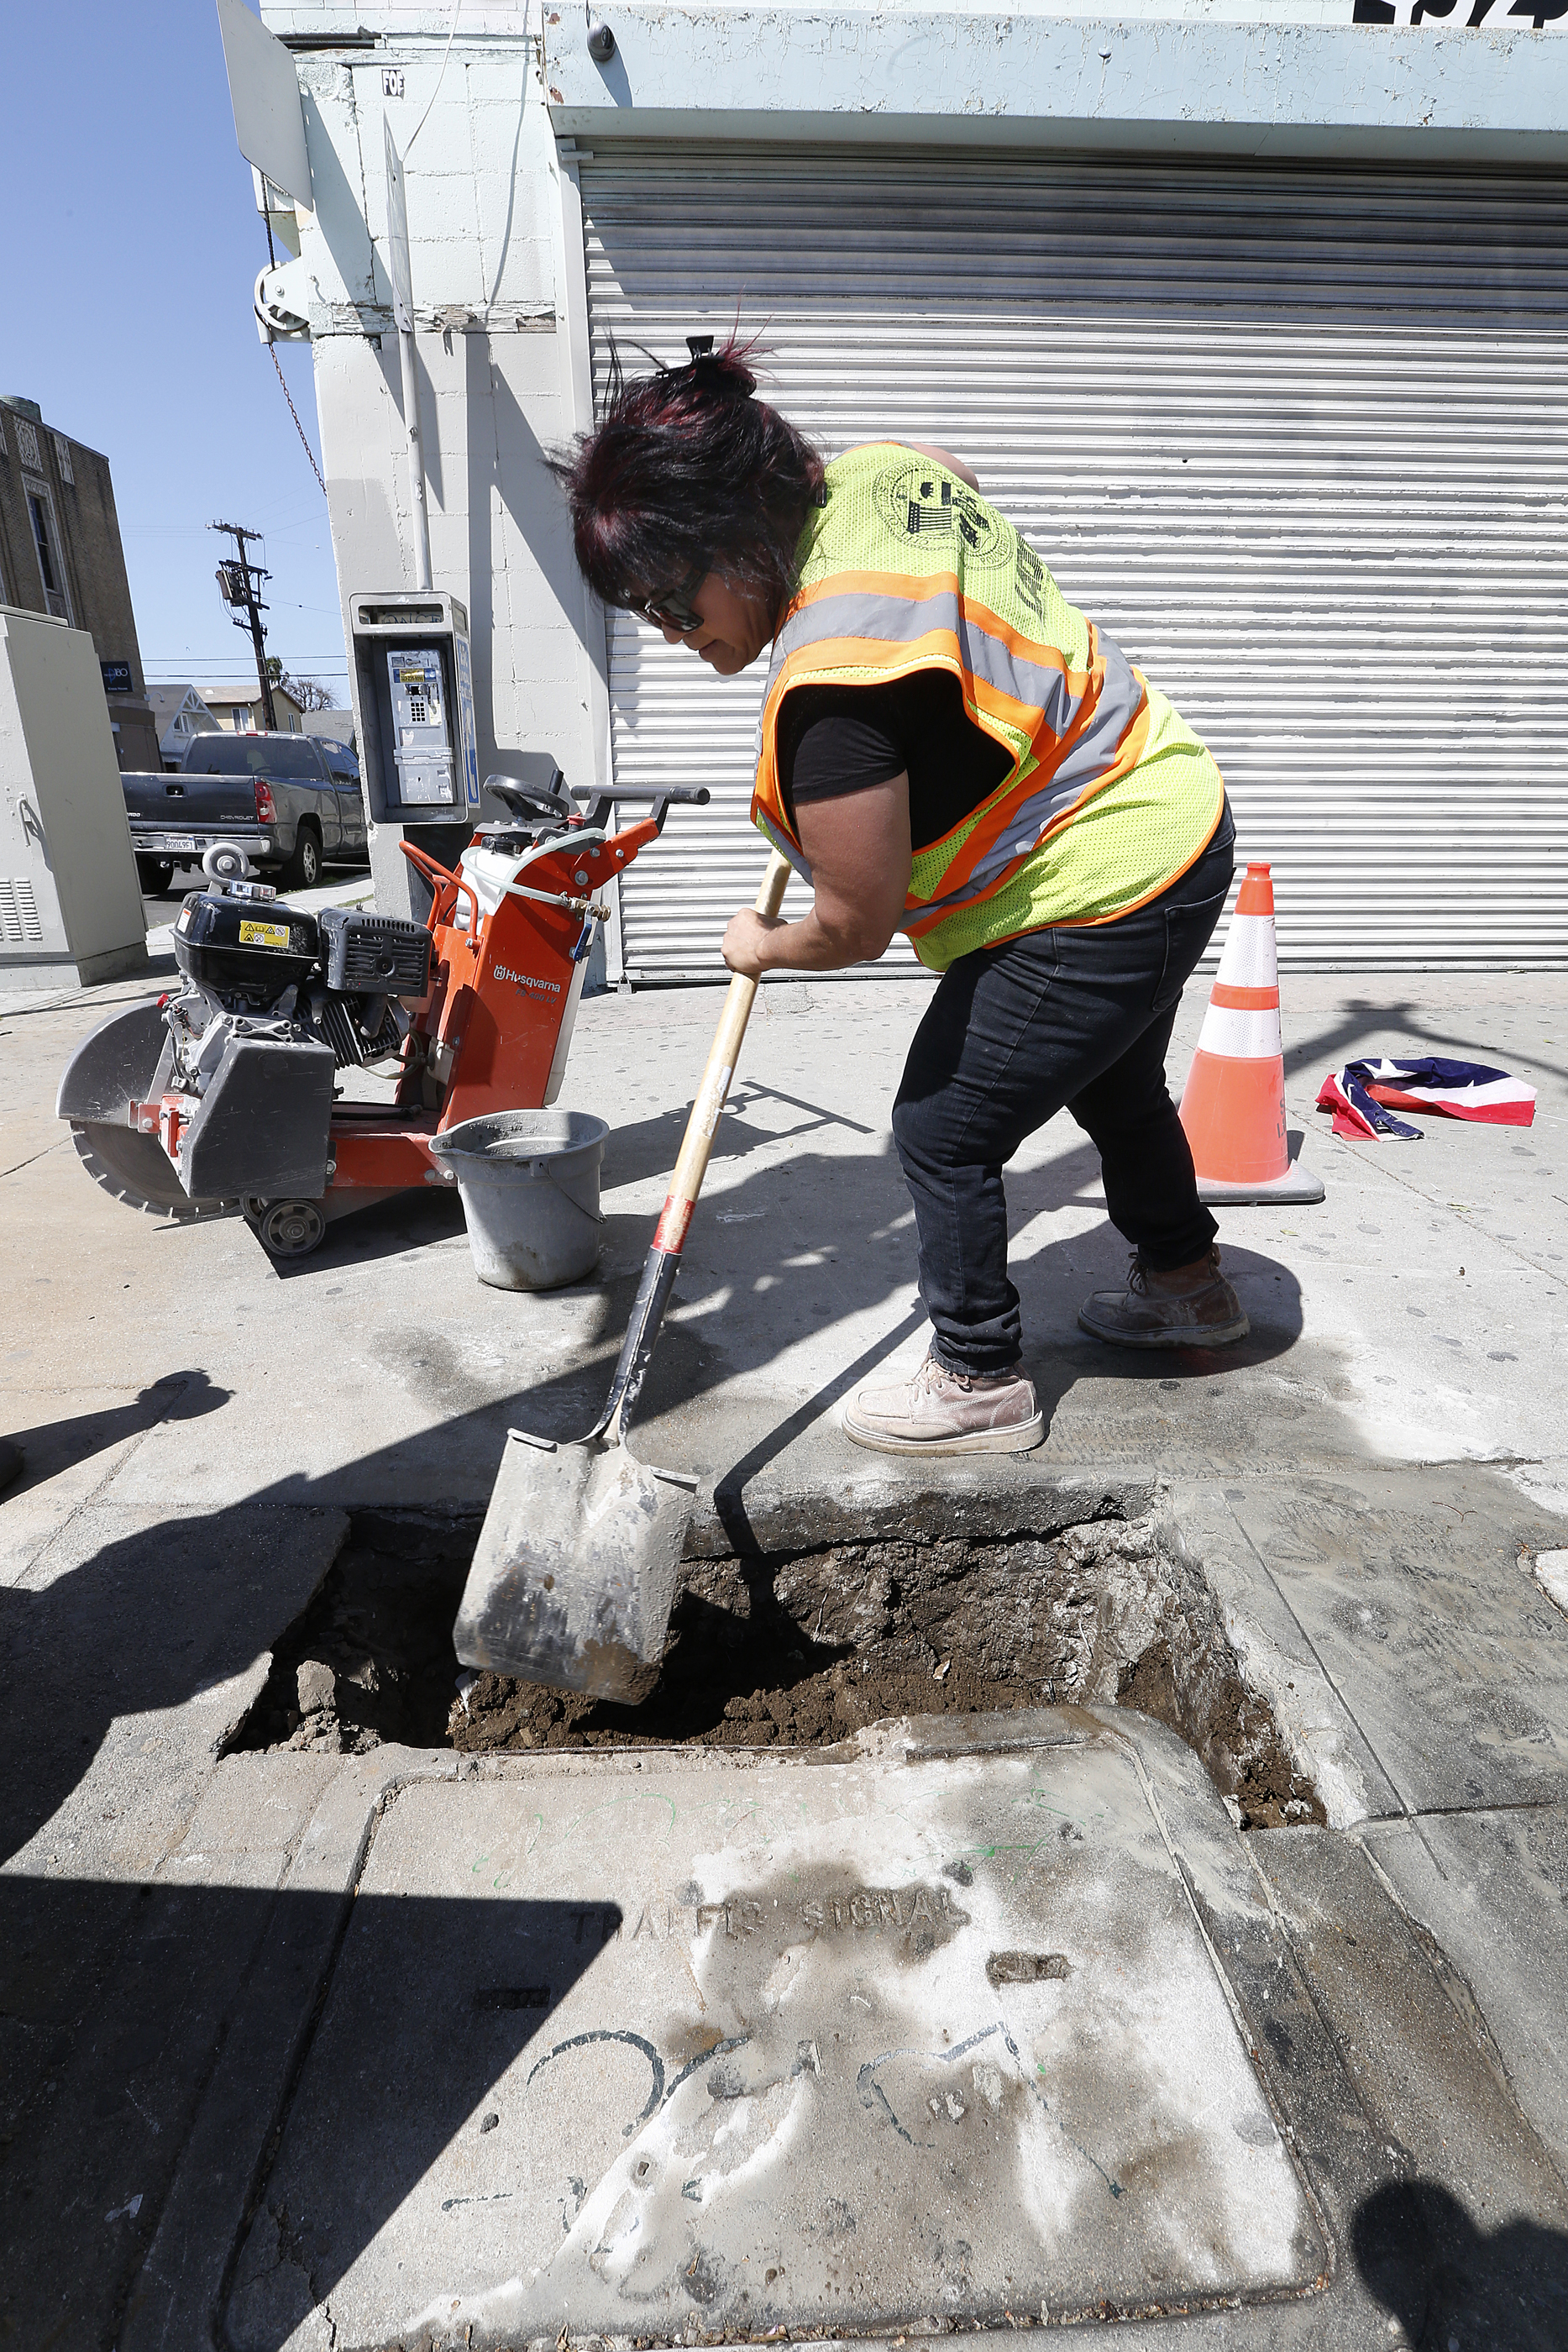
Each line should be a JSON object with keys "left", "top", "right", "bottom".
{"left": 1214, "top": 911, "right": 1279, "bottom": 992}
{"left": 1194, "top": 1002, "right": 1284, "bottom": 1062}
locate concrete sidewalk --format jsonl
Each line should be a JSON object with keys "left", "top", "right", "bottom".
{"left": 3, "top": 956, "right": 1566, "bottom": 2349}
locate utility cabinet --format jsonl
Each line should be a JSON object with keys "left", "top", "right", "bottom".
{"left": 0, "top": 606, "right": 148, "bottom": 990}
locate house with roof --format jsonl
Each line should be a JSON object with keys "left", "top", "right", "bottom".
{"left": 147, "top": 683, "right": 222, "bottom": 770}
{"left": 194, "top": 677, "right": 306, "bottom": 737}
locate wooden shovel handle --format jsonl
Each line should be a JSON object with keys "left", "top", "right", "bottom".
{"left": 651, "top": 847, "right": 794, "bottom": 1254}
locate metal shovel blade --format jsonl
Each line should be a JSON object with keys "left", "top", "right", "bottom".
{"left": 453, "top": 1431, "right": 693, "bottom": 1703}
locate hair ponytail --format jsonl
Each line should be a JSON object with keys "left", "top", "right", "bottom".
{"left": 548, "top": 331, "right": 825, "bottom": 622}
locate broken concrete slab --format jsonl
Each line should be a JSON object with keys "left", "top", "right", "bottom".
{"left": 228, "top": 1483, "right": 1324, "bottom": 1838}
{"left": 1160, "top": 1482, "right": 1403, "bottom": 1830}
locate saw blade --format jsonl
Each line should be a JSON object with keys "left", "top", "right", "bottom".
{"left": 69, "top": 1121, "right": 229, "bottom": 1221}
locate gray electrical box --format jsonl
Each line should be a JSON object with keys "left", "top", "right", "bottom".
{"left": 1, "top": 606, "right": 148, "bottom": 991}
{"left": 349, "top": 588, "right": 480, "bottom": 921}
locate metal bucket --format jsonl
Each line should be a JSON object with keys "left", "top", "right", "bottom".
{"left": 431, "top": 1110, "right": 608, "bottom": 1292}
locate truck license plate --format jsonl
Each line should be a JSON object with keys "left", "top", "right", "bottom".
{"left": 162, "top": 836, "right": 198, "bottom": 852}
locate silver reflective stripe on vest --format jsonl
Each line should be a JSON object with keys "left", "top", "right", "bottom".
{"left": 910, "top": 639, "right": 1149, "bottom": 920}
{"left": 756, "top": 813, "right": 814, "bottom": 887}
{"left": 770, "top": 586, "right": 1087, "bottom": 740}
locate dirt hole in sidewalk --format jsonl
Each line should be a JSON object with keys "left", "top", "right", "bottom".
{"left": 229, "top": 1504, "right": 1322, "bottom": 1829}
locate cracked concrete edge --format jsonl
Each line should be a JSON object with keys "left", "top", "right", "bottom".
{"left": 1354, "top": 1810, "right": 1568, "bottom": 2190}
{"left": 201, "top": 1513, "right": 352, "bottom": 1770}
{"left": 480, "top": 2320, "right": 1326, "bottom": 2352}
{"left": 1351, "top": 1825, "right": 1537, "bottom": 2132}
{"left": 1156, "top": 1483, "right": 1402, "bottom": 1832}
{"left": 1509, "top": 1456, "right": 1568, "bottom": 1528}
{"left": 683, "top": 1457, "right": 1154, "bottom": 1560}
{"left": 119, "top": 1747, "right": 459, "bottom": 2352}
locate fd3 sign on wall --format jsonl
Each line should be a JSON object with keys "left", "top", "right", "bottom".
{"left": 1352, "top": 0, "right": 1566, "bottom": 19}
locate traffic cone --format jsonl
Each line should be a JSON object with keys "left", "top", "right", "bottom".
{"left": 1178, "top": 862, "right": 1324, "bottom": 1205}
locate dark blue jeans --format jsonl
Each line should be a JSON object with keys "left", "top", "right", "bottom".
{"left": 891, "top": 805, "right": 1235, "bottom": 1375}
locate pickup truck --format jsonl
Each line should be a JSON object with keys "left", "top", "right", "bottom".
{"left": 123, "top": 732, "right": 367, "bottom": 895}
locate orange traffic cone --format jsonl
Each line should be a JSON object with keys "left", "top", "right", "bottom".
{"left": 1178, "top": 862, "right": 1324, "bottom": 1205}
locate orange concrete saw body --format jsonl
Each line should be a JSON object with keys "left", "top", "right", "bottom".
{"left": 60, "top": 785, "right": 706, "bottom": 1254}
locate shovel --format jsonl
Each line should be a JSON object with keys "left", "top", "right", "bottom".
{"left": 453, "top": 846, "right": 794, "bottom": 1703}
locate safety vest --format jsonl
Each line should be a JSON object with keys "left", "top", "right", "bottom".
{"left": 751, "top": 444, "right": 1225, "bottom": 971}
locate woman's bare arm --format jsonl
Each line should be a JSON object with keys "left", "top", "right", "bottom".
{"left": 843, "top": 438, "right": 980, "bottom": 493}
{"left": 721, "top": 776, "right": 912, "bottom": 976}
{"left": 901, "top": 440, "right": 980, "bottom": 492}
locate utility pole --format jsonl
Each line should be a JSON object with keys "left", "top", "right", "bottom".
{"left": 210, "top": 520, "right": 278, "bottom": 731}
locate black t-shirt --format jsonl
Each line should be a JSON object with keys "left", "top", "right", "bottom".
{"left": 778, "top": 669, "right": 1011, "bottom": 852}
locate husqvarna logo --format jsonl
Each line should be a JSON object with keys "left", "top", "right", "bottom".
{"left": 494, "top": 963, "right": 562, "bottom": 995}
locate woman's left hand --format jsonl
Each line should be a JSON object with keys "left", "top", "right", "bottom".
{"left": 721, "top": 909, "right": 785, "bottom": 977}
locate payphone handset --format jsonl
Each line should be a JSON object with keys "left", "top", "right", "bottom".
{"left": 388, "top": 647, "right": 455, "bottom": 805}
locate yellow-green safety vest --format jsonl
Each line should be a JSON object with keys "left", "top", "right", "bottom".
{"left": 751, "top": 444, "right": 1225, "bottom": 971}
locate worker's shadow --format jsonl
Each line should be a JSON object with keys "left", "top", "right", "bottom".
{"left": 1355, "top": 2177, "right": 1568, "bottom": 2349}
{"left": 2, "top": 1368, "right": 228, "bottom": 1492}
{"left": 0, "top": 1848, "right": 619, "bottom": 2350}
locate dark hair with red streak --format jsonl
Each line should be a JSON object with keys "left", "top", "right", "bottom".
{"left": 548, "top": 335, "right": 825, "bottom": 622}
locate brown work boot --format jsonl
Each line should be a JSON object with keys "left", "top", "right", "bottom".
{"left": 844, "top": 1352, "right": 1044, "bottom": 1457}
{"left": 1078, "top": 1247, "right": 1249, "bottom": 1349}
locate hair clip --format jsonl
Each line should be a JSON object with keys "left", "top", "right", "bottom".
{"left": 686, "top": 335, "right": 716, "bottom": 365}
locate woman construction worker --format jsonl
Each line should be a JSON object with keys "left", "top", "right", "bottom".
{"left": 553, "top": 337, "right": 1247, "bottom": 1459}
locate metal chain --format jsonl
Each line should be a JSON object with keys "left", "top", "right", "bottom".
{"left": 270, "top": 342, "right": 328, "bottom": 498}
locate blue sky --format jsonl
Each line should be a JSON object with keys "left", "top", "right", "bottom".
{"left": 3, "top": 3, "right": 348, "bottom": 699}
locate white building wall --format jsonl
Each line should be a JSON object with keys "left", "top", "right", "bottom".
{"left": 278, "top": 28, "right": 606, "bottom": 810}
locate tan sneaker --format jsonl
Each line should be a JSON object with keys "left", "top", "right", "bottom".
{"left": 1078, "top": 1247, "right": 1249, "bottom": 1349}
{"left": 844, "top": 1352, "right": 1044, "bottom": 1456}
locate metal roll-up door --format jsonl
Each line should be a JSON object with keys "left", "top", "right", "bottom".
{"left": 581, "top": 145, "right": 1568, "bottom": 978}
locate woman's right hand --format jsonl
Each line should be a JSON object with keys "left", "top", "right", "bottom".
{"left": 721, "top": 909, "right": 786, "bottom": 978}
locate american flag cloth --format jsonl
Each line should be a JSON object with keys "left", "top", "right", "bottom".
{"left": 1316, "top": 1056, "right": 1538, "bottom": 1142}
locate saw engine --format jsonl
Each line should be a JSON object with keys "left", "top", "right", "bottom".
{"left": 162, "top": 889, "right": 416, "bottom": 1091}
{"left": 148, "top": 876, "right": 433, "bottom": 1228}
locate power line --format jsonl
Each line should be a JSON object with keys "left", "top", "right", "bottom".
{"left": 144, "top": 653, "right": 349, "bottom": 664}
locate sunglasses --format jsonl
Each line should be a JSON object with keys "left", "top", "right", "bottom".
{"left": 622, "top": 560, "right": 705, "bottom": 635}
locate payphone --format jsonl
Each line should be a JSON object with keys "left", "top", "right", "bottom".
{"left": 349, "top": 587, "right": 481, "bottom": 921}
